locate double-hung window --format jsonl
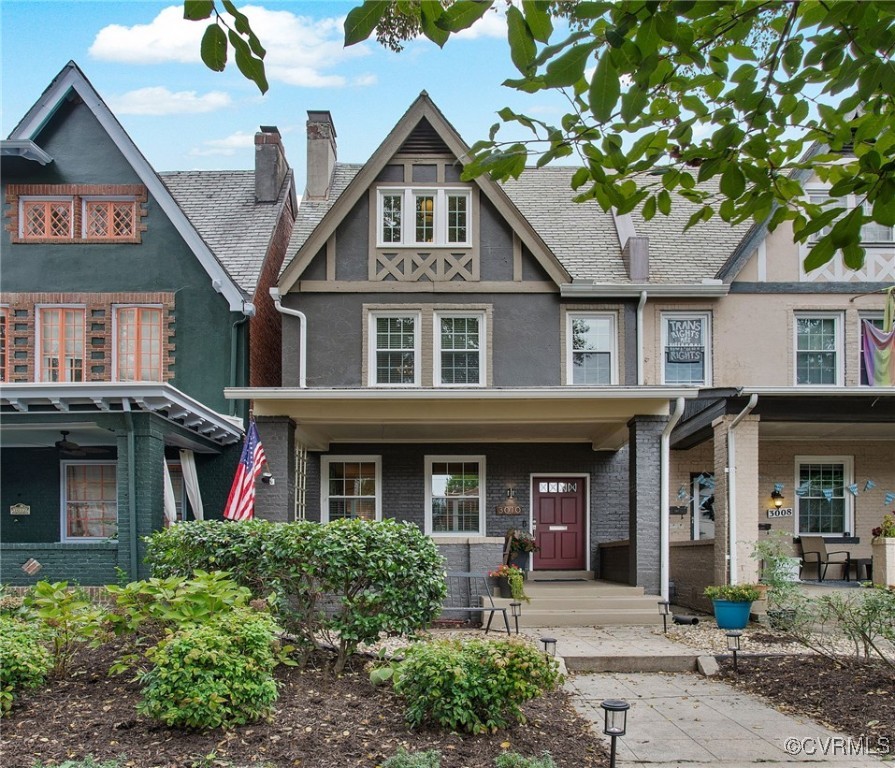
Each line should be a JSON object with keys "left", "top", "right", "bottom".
{"left": 115, "top": 306, "right": 163, "bottom": 381}
{"left": 21, "top": 198, "right": 73, "bottom": 240}
{"left": 435, "top": 312, "right": 484, "bottom": 386}
{"left": 795, "top": 456, "right": 853, "bottom": 536}
{"left": 425, "top": 456, "right": 485, "bottom": 536}
{"left": 795, "top": 313, "right": 842, "bottom": 385}
{"left": 661, "top": 313, "right": 711, "bottom": 385}
{"left": 567, "top": 313, "right": 616, "bottom": 385}
{"left": 377, "top": 188, "right": 471, "bottom": 247}
{"left": 321, "top": 457, "right": 381, "bottom": 522}
{"left": 39, "top": 307, "right": 85, "bottom": 382}
{"left": 62, "top": 462, "right": 118, "bottom": 539}
{"left": 369, "top": 312, "right": 420, "bottom": 386}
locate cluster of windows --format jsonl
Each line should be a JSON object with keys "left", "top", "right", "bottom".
{"left": 795, "top": 312, "right": 885, "bottom": 387}
{"left": 19, "top": 197, "right": 137, "bottom": 241}
{"left": 321, "top": 455, "right": 485, "bottom": 536}
{"left": 377, "top": 188, "right": 471, "bottom": 247}
{"left": 22, "top": 305, "right": 163, "bottom": 383}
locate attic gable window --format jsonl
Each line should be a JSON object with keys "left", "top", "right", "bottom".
{"left": 807, "top": 193, "right": 894, "bottom": 244}
{"left": 377, "top": 188, "right": 471, "bottom": 247}
{"left": 21, "top": 198, "right": 73, "bottom": 240}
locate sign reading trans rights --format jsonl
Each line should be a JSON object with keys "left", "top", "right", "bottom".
{"left": 666, "top": 318, "right": 704, "bottom": 362}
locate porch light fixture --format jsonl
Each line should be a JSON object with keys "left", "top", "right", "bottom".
{"left": 726, "top": 630, "right": 743, "bottom": 673}
{"left": 510, "top": 601, "right": 522, "bottom": 635}
{"left": 657, "top": 600, "right": 671, "bottom": 634}
{"left": 540, "top": 636, "right": 557, "bottom": 657}
{"left": 771, "top": 490, "right": 784, "bottom": 509}
{"left": 506, "top": 486, "right": 516, "bottom": 499}
{"left": 600, "top": 699, "right": 630, "bottom": 768}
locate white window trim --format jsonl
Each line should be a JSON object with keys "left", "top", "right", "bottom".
{"left": 320, "top": 455, "right": 382, "bottom": 523}
{"left": 111, "top": 304, "right": 165, "bottom": 383}
{"left": 376, "top": 187, "right": 472, "bottom": 247}
{"left": 166, "top": 460, "right": 187, "bottom": 523}
{"left": 80, "top": 196, "right": 137, "bottom": 239}
{"left": 424, "top": 455, "right": 486, "bottom": 537}
{"left": 565, "top": 312, "right": 618, "bottom": 386}
{"left": 60, "top": 460, "right": 118, "bottom": 542}
{"left": 793, "top": 312, "right": 844, "bottom": 387}
{"left": 18, "top": 196, "right": 74, "bottom": 239}
{"left": 660, "top": 312, "right": 712, "bottom": 386}
{"left": 367, "top": 310, "right": 422, "bottom": 387}
{"left": 35, "top": 303, "right": 86, "bottom": 383}
{"left": 433, "top": 310, "right": 486, "bottom": 387}
{"left": 794, "top": 455, "right": 854, "bottom": 537}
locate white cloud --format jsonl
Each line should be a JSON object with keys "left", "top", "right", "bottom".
{"left": 189, "top": 131, "right": 256, "bottom": 157}
{"left": 90, "top": 4, "right": 372, "bottom": 89}
{"left": 454, "top": 6, "right": 508, "bottom": 40}
{"left": 108, "top": 86, "right": 231, "bottom": 115}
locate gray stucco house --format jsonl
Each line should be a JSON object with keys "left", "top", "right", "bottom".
{"left": 1, "top": 62, "right": 296, "bottom": 585}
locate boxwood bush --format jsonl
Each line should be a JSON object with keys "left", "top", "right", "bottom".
{"left": 395, "top": 637, "right": 561, "bottom": 733}
{"left": 145, "top": 518, "right": 447, "bottom": 672}
{"left": 0, "top": 616, "right": 52, "bottom": 714}
{"left": 138, "top": 610, "right": 280, "bottom": 729}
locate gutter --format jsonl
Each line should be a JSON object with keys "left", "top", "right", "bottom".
{"left": 269, "top": 288, "right": 307, "bottom": 388}
{"left": 727, "top": 393, "right": 758, "bottom": 585}
{"left": 122, "top": 400, "right": 138, "bottom": 580}
{"left": 561, "top": 281, "right": 728, "bottom": 298}
{"left": 660, "top": 397, "right": 685, "bottom": 601}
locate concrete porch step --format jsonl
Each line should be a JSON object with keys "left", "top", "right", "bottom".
{"left": 526, "top": 570, "right": 595, "bottom": 582}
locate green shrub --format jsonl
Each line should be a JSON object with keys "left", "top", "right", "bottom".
{"left": 495, "top": 753, "right": 556, "bottom": 768}
{"left": 703, "top": 584, "right": 761, "bottom": 602}
{"left": 382, "top": 748, "right": 442, "bottom": 768}
{"left": 138, "top": 610, "right": 280, "bottom": 729}
{"left": 395, "top": 637, "right": 560, "bottom": 734}
{"left": 23, "top": 582, "right": 106, "bottom": 676}
{"left": 145, "top": 518, "right": 447, "bottom": 673}
{"left": 0, "top": 616, "right": 52, "bottom": 714}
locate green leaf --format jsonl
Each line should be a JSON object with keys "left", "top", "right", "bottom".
{"left": 222, "top": 0, "right": 266, "bottom": 58}
{"left": 229, "top": 29, "right": 268, "bottom": 93}
{"left": 620, "top": 86, "right": 647, "bottom": 123}
{"left": 523, "top": 0, "right": 553, "bottom": 44}
{"left": 184, "top": 0, "right": 214, "bottom": 21}
{"left": 543, "top": 43, "right": 594, "bottom": 88}
{"left": 344, "top": 0, "right": 388, "bottom": 46}
{"left": 873, "top": 195, "right": 895, "bottom": 227}
{"left": 200, "top": 23, "right": 227, "bottom": 72}
{"left": 657, "top": 189, "right": 671, "bottom": 215}
{"left": 419, "top": 1, "right": 450, "bottom": 47}
{"left": 642, "top": 194, "right": 657, "bottom": 221}
{"left": 803, "top": 237, "right": 835, "bottom": 271}
{"left": 437, "top": 0, "right": 494, "bottom": 32}
{"left": 506, "top": 5, "right": 536, "bottom": 75}
{"left": 589, "top": 50, "right": 620, "bottom": 123}
{"left": 720, "top": 164, "right": 746, "bottom": 199}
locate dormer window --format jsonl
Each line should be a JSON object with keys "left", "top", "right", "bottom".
{"left": 377, "top": 187, "right": 471, "bottom": 247}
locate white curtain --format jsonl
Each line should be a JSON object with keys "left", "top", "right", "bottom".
{"left": 179, "top": 449, "right": 204, "bottom": 521}
{"left": 162, "top": 460, "right": 177, "bottom": 527}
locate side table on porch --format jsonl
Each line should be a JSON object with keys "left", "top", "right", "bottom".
{"left": 852, "top": 558, "right": 872, "bottom": 581}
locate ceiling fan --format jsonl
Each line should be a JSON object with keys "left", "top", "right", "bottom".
{"left": 55, "top": 431, "right": 106, "bottom": 456}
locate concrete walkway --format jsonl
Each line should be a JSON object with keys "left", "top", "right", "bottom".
{"left": 527, "top": 626, "right": 889, "bottom": 767}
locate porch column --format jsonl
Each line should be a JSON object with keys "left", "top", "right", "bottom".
{"left": 628, "top": 415, "right": 666, "bottom": 594}
{"left": 712, "top": 414, "right": 760, "bottom": 585}
{"left": 254, "top": 416, "right": 296, "bottom": 522}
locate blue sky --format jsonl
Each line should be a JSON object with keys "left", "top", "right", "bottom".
{"left": 1, "top": 1, "right": 571, "bottom": 187}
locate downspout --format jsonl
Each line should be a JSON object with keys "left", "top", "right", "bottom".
{"left": 636, "top": 290, "right": 647, "bottom": 384}
{"left": 727, "top": 393, "right": 758, "bottom": 585}
{"left": 660, "top": 397, "right": 685, "bottom": 601}
{"left": 122, "top": 400, "right": 138, "bottom": 580}
{"left": 270, "top": 287, "right": 307, "bottom": 388}
{"left": 229, "top": 314, "right": 249, "bottom": 416}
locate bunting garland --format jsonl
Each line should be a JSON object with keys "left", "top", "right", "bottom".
{"left": 675, "top": 475, "right": 895, "bottom": 508}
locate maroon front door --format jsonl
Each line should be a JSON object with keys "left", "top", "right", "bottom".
{"left": 532, "top": 477, "right": 586, "bottom": 570}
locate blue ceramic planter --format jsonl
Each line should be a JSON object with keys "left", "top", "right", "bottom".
{"left": 712, "top": 599, "right": 752, "bottom": 629}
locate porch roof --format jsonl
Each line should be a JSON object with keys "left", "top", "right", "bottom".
{"left": 0, "top": 383, "right": 244, "bottom": 451}
{"left": 226, "top": 386, "right": 697, "bottom": 451}
{"left": 672, "top": 387, "right": 895, "bottom": 449}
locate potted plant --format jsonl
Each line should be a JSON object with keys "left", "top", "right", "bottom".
{"left": 507, "top": 528, "right": 538, "bottom": 570}
{"left": 751, "top": 531, "right": 802, "bottom": 629}
{"left": 871, "top": 512, "right": 895, "bottom": 588}
{"left": 488, "top": 564, "right": 529, "bottom": 602}
{"left": 703, "top": 584, "right": 761, "bottom": 629}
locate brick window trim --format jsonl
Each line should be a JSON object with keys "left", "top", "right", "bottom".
{"left": 5, "top": 184, "right": 148, "bottom": 244}
{"left": 0, "top": 292, "right": 175, "bottom": 384}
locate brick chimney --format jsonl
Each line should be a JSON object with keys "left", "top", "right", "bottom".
{"left": 306, "top": 110, "right": 336, "bottom": 200}
{"left": 255, "top": 125, "right": 288, "bottom": 203}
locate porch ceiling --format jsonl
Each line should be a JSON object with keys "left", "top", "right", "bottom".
{"left": 226, "top": 387, "right": 696, "bottom": 451}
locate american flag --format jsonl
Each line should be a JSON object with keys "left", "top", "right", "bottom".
{"left": 223, "top": 421, "right": 267, "bottom": 521}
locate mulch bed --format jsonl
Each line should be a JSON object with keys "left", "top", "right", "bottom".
{"left": 718, "top": 653, "right": 894, "bottom": 752}
{"left": 0, "top": 641, "right": 609, "bottom": 768}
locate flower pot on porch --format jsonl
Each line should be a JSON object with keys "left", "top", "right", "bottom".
{"left": 497, "top": 578, "right": 514, "bottom": 599}
{"left": 712, "top": 600, "right": 752, "bottom": 630}
{"left": 872, "top": 538, "right": 895, "bottom": 588}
